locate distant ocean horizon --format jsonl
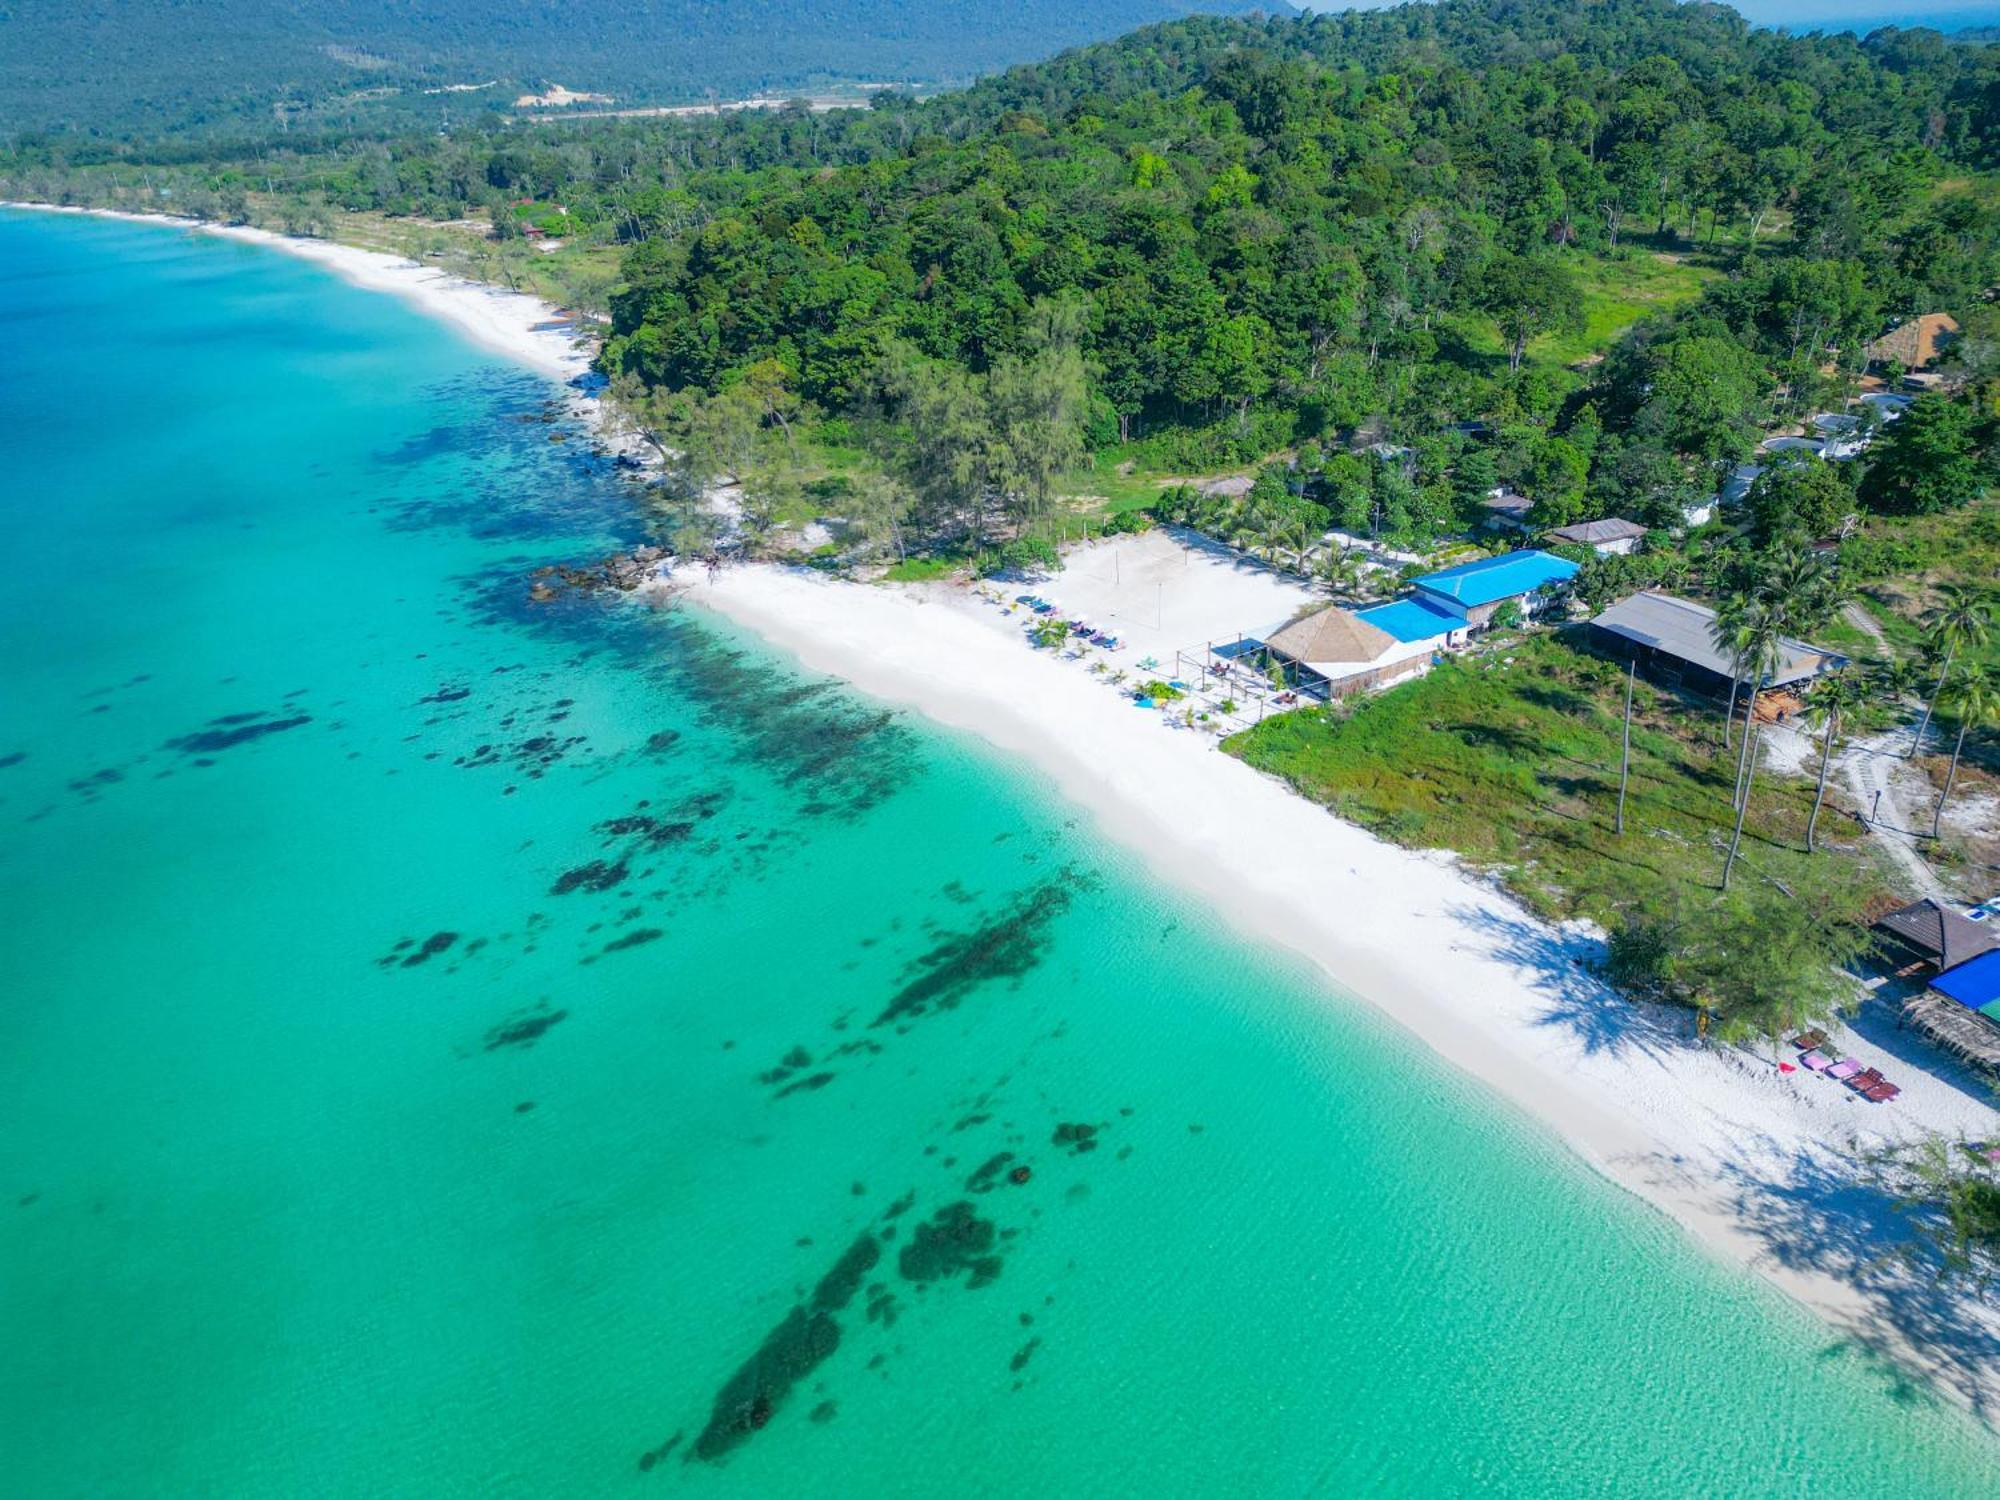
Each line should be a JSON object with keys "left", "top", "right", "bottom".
{"left": 1766, "top": 8, "right": 1998, "bottom": 34}
{"left": 1300, "top": 2, "right": 1999, "bottom": 35}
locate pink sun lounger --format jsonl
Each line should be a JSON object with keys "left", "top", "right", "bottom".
{"left": 1826, "top": 1058, "right": 1864, "bottom": 1081}
{"left": 1800, "top": 1050, "right": 1833, "bottom": 1072}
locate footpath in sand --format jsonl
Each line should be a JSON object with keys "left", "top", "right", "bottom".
{"left": 681, "top": 535, "right": 2000, "bottom": 1421}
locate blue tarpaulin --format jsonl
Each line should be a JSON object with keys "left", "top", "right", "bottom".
{"left": 1932, "top": 949, "right": 2000, "bottom": 1018}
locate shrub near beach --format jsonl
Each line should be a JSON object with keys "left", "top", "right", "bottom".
{"left": 1228, "top": 634, "right": 1887, "bottom": 1041}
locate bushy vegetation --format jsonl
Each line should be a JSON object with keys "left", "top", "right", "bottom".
{"left": 9, "top": 6, "right": 1999, "bottom": 569}
{"left": 1226, "top": 633, "right": 1892, "bottom": 1031}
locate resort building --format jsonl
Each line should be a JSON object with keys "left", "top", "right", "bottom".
{"left": 1586, "top": 591, "right": 1847, "bottom": 707}
{"left": 1480, "top": 489, "right": 1534, "bottom": 533}
{"left": 1874, "top": 896, "right": 2000, "bottom": 977}
{"left": 1543, "top": 518, "right": 1647, "bottom": 556}
{"left": 1263, "top": 605, "right": 1436, "bottom": 699}
{"left": 1710, "top": 461, "right": 1763, "bottom": 516}
{"left": 1403, "top": 549, "right": 1581, "bottom": 634}
{"left": 1864, "top": 311, "right": 1959, "bottom": 373}
{"left": 1762, "top": 434, "right": 1831, "bottom": 459}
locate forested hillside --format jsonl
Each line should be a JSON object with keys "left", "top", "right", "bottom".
{"left": 0, "top": 0, "right": 1281, "bottom": 138}
{"left": 5, "top": 0, "right": 1997, "bottom": 570}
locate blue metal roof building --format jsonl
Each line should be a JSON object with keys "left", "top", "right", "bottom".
{"left": 1411, "top": 550, "right": 1580, "bottom": 612}
{"left": 1354, "top": 598, "right": 1460, "bottom": 644}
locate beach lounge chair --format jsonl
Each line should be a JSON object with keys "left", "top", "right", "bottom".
{"left": 1793, "top": 1029, "right": 1828, "bottom": 1051}
{"left": 1863, "top": 1082, "right": 1901, "bottom": 1103}
{"left": 1826, "top": 1058, "right": 1863, "bottom": 1081}
{"left": 1133, "top": 696, "right": 1155, "bottom": 709}
{"left": 1800, "top": 1050, "right": 1833, "bottom": 1072}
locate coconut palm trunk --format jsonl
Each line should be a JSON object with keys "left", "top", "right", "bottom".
{"left": 1931, "top": 720, "right": 1969, "bottom": 842}
{"left": 1616, "top": 660, "right": 1635, "bottom": 836}
{"left": 1731, "top": 684, "right": 1758, "bottom": 813}
{"left": 1911, "top": 641, "right": 1954, "bottom": 759}
{"left": 1721, "top": 725, "right": 1758, "bottom": 891}
{"left": 1807, "top": 704, "right": 1837, "bottom": 853}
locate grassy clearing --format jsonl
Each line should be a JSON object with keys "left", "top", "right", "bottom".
{"left": 881, "top": 557, "right": 961, "bottom": 583}
{"left": 1842, "top": 500, "right": 2000, "bottom": 673}
{"left": 1456, "top": 248, "right": 1725, "bottom": 371}
{"left": 1226, "top": 632, "right": 1893, "bottom": 928}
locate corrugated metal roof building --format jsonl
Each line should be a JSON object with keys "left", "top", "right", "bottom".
{"left": 1411, "top": 550, "right": 1580, "bottom": 611}
{"left": 1587, "top": 591, "right": 1846, "bottom": 698}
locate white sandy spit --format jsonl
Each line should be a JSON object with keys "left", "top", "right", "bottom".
{"left": 682, "top": 539, "right": 2000, "bottom": 1420}
{"left": 1, "top": 202, "right": 594, "bottom": 386}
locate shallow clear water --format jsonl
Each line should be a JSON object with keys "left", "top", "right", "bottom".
{"left": 2, "top": 209, "right": 1997, "bottom": 1497}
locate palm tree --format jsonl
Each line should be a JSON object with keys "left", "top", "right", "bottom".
{"left": 1718, "top": 607, "right": 1785, "bottom": 891}
{"left": 1801, "top": 669, "right": 1869, "bottom": 853}
{"left": 1931, "top": 666, "right": 1995, "bottom": 841}
{"left": 1753, "top": 542, "right": 1843, "bottom": 632}
{"left": 1911, "top": 584, "right": 1993, "bottom": 757}
{"left": 1711, "top": 596, "right": 1777, "bottom": 807}
{"left": 1031, "top": 617, "right": 1071, "bottom": 650}
{"left": 1711, "top": 593, "right": 1755, "bottom": 751}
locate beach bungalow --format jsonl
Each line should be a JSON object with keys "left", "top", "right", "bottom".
{"left": 1865, "top": 312, "right": 1959, "bottom": 374}
{"left": 1263, "top": 605, "right": 1435, "bottom": 699}
{"left": 1405, "top": 549, "right": 1581, "bottom": 635}
{"left": 1810, "top": 413, "right": 1870, "bottom": 459}
{"left": 1480, "top": 490, "right": 1534, "bottom": 533}
{"left": 1587, "top": 591, "right": 1847, "bottom": 706}
{"left": 1543, "top": 518, "right": 1647, "bottom": 557}
{"left": 1762, "top": 435, "right": 1829, "bottom": 459}
{"left": 1714, "top": 461, "right": 1763, "bottom": 513}
{"left": 1859, "top": 392, "right": 1913, "bottom": 421}
{"left": 1874, "top": 896, "right": 2000, "bottom": 977}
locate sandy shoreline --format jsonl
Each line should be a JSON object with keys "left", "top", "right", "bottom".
{"left": 684, "top": 559, "right": 2000, "bottom": 1421}
{"left": 0, "top": 203, "right": 595, "bottom": 386}
{"left": 18, "top": 199, "right": 1996, "bottom": 1421}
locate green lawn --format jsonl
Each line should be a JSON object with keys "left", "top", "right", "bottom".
{"left": 881, "top": 556, "right": 961, "bottom": 583}
{"left": 1459, "top": 248, "right": 1725, "bottom": 371}
{"left": 1226, "top": 632, "right": 1892, "bottom": 929}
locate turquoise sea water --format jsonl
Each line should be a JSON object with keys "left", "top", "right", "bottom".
{"left": 2, "top": 209, "right": 1998, "bottom": 1498}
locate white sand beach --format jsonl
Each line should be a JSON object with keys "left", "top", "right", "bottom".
{"left": 680, "top": 543, "right": 2000, "bottom": 1419}
{"left": 23, "top": 199, "right": 1994, "bottom": 1417}
{"left": 0, "top": 204, "right": 594, "bottom": 386}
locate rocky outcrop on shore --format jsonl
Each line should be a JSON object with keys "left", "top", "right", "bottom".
{"left": 528, "top": 545, "right": 675, "bottom": 602}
